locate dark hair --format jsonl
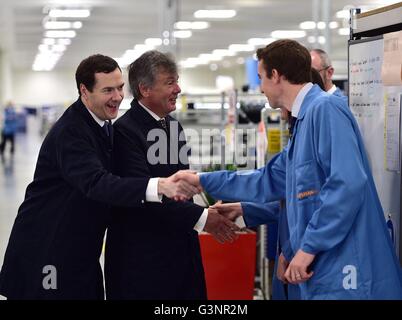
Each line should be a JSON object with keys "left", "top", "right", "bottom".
{"left": 75, "top": 54, "right": 121, "bottom": 96}
{"left": 256, "top": 39, "right": 311, "bottom": 84}
{"left": 310, "top": 67, "right": 325, "bottom": 90}
{"left": 128, "top": 50, "right": 178, "bottom": 100}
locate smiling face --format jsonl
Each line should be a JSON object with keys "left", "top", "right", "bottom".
{"left": 140, "top": 70, "right": 181, "bottom": 117}
{"left": 258, "top": 60, "right": 282, "bottom": 110}
{"left": 80, "top": 68, "right": 124, "bottom": 120}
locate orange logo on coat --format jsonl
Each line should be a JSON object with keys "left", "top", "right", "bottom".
{"left": 297, "top": 189, "right": 318, "bottom": 200}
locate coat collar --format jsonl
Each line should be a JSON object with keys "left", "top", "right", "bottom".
{"left": 297, "top": 84, "right": 328, "bottom": 120}
{"left": 72, "top": 98, "right": 113, "bottom": 145}
{"left": 129, "top": 99, "right": 171, "bottom": 127}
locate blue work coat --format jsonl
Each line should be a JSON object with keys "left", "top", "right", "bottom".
{"left": 242, "top": 202, "right": 301, "bottom": 300}
{"left": 200, "top": 85, "right": 402, "bottom": 299}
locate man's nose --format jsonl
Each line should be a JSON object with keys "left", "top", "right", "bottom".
{"left": 175, "top": 83, "right": 181, "bottom": 94}
{"left": 112, "top": 88, "right": 123, "bottom": 100}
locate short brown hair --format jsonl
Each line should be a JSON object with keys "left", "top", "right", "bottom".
{"left": 256, "top": 39, "right": 311, "bottom": 84}
{"left": 128, "top": 50, "right": 177, "bottom": 100}
{"left": 75, "top": 54, "right": 121, "bottom": 96}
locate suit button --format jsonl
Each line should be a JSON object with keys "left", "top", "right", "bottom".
{"left": 141, "top": 200, "right": 144, "bottom": 204}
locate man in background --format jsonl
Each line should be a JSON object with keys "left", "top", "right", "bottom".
{"left": 0, "top": 101, "right": 17, "bottom": 160}
{"left": 310, "top": 48, "right": 345, "bottom": 97}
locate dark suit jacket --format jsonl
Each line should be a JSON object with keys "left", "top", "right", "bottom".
{"left": 104, "top": 100, "right": 206, "bottom": 300}
{"left": 0, "top": 98, "right": 150, "bottom": 300}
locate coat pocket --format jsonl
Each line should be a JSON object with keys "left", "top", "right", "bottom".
{"left": 295, "top": 159, "right": 321, "bottom": 203}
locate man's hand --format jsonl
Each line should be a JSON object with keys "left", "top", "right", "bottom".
{"left": 158, "top": 170, "right": 202, "bottom": 201}
{"left": 277, "top": 253, "right": 289, "bottom": 283}
{"left": 210, "top": 201, "right": 243, "bottom": 221}
{"left": 284, "top": 249, "right": 315, "bottom": 284}
{"left": 204, "top": 207, "right": 240, "bottom": 243}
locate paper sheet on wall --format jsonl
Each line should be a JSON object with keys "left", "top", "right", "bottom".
{"left": 385, "top": 92, "right": 401, "bottom": 172}
{"left": 382, "top": 31, "right": 402, "bottom": 86}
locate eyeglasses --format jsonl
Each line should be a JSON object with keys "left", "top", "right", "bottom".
{"left": 317, "top": 65, "right": 331, "bottom": 72}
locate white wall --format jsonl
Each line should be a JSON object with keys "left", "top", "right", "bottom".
{"left": 13, "top": 69, "right": 77, "bottom": 107}
{"left": 180, "top": 64, "right": 246, "bottom": 94}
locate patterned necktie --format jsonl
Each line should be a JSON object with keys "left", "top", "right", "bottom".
{"left": 159, "top": 118, "right": 167, "bottom": 131}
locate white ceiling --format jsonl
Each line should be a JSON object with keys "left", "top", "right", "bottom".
{"left": 0, "top": 0, "right": 399, "bottom": 71}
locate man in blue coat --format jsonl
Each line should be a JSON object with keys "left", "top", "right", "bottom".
{"left": 0, "top": 102, "right": 18, "bottom": 159}
{"left": 183, "top": 39, "right": 402, "bottom": 299}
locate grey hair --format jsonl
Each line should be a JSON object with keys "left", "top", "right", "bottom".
{"left": 311, "top": 48, "right": 332, "bottom": 68}
{"left": 127, "top": 50, "right": 178, "bottom": 99}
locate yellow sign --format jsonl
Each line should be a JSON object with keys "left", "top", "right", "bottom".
{"left": 267, "top": 128, "right": 281, "bottom": 153}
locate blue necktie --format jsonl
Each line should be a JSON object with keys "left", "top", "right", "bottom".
{"left": 103, "top": 121, "right": 111, "bottom": 137}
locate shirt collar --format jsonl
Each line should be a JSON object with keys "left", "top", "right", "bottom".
{"left": 84, "top": 103, "right": 106, "bottom": 127}
{"left": 327, "top": 84, "right": 337, "bottom": 95}
{"left": 291, "top": 82, "right": 314, "bottom": 118}
{"left": 138, "top": 100, "right": 163, "bottom": 121}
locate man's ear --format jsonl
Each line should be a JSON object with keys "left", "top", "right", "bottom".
{"left": 80, "top": 84, "right": 88, "bottom": 98}
{"left": 271, "top": 69, "right": 281, "bottom": 83}
{"left": 139, "top": 83, "right": 150, "bottom": 98}
{"left": 327, "top": 66, "right": 334, "bottom": 79}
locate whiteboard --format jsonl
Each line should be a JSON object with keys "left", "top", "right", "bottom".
{"left": 349, "top": 37, "right": 402, "bottom": 259}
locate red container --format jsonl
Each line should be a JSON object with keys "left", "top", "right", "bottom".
{"left": 199, "top": 232, "right": 257, "bottom": 300}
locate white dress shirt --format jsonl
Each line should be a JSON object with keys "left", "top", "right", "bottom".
{"left": 138, "top": 101, "right": 209, "bottom": 233}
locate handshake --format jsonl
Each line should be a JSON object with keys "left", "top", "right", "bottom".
{"left": 158, "top": 170, "right": 245, "bottom": 244}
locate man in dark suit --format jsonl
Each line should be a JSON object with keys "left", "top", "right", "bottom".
{"left": 0, "top": 54, "right": 201, "bottom": 300}
{"left": 104, "top": 50, "right": 239, "bottom": 300}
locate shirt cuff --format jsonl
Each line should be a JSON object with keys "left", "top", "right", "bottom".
{"left": 193, "top": 209, "right": 208, "bottom": 233}
{"left": 145, "top": 177, "right": 162, "bottom": 203}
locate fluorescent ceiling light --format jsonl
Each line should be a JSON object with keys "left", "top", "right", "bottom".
{"left": 228, "top": 44, "right": 255, "bottom": 52}
{"left": 317, "top": 22, "right": 326, "bottom": 29}
{"left": 271, "top": 30, "right": 306, "bottom": 39}
{"left": 173, "top": 30, "right": 192, "bottom": 38}
{"left": 212, "top": 49, "right": 236, "bottom": 57}
{"left": 307, "top": 36, "right": 316, "bottom": 43}
{"left": 72, "top": 21, "right": 83, "bottom": 29}
{"left": 199, "top": 53, "right": 222, "bottom": 62}
{"left": 336, "top": 10, "right": 350, "bottom": 19}
{"left": 174, "top": 21, "right": 192, "bottom": 29}
{"left": 134, "top": 44, "right": 154, "bottom": 51}
{"left": 191, "top": 21, "right": 209, "bottom": 29}
{"left": 318, "top": 36, "right": 326, "bottom": 44}
{"left": 57, "top": 38, "right": 72, "bottom": 45}
{"left": 329, "top": 21, "right": 339, "bottom": 29}
{"left": 49, "top": 9, "right": 90, "bottom": 18}
{"left": 180, "top": 61, "right": 197, "bottom": 68}
{"left": 43, "top": 38, "right": 56, "bottom": 45}
{"left": 338, "top": 28, "right": 350, "bottom": 36}
{"left": 45, "top": 30, "right": 76, "bottom": 38}
{"left": 52, "top": 44, "right": 67, "bottom": 52}
{"left": 299, "top": 21, "right": 316, "bottom": 29}
{"left": 247, "top": 38, "right": 274, "bottom": 46}
{"left": 44, "top": 21, "right": 71, "bottom": 29}
{"left": 145, "top": 38, "right": 162, "bottom": 46}
{"left": 194, "top": 10, "right": 236, "bottom": 19}
{"left": 174, "top": 21, "right": 210, "bottom": 30}
{"left": 43, "top": 20, "right": 82, "bottom": 29}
